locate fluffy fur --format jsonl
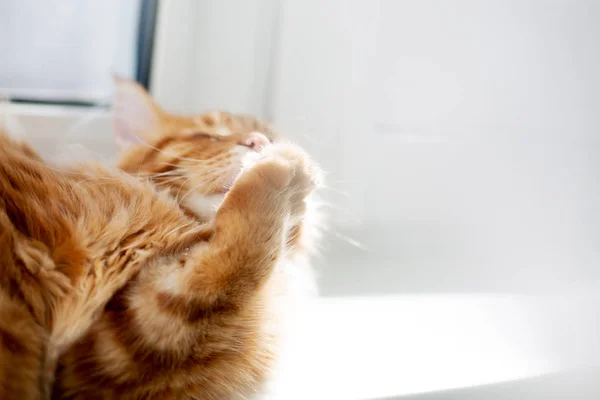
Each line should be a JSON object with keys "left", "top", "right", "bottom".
{"left": 53, "top": 80, "right": 321, "bottom": 399}
{"left": 0, "top": 132, "right": 210, "bottom": 399}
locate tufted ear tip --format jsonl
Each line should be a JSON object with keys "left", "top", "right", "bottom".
{"left": 112, "top": 78, "right": 162, "bottom": 150}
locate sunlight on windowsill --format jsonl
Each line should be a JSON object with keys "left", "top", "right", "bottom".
{"left": 272, "top": 292, "right": 600, "bottom": 400}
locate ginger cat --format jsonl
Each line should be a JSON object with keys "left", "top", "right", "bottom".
{"left": 53, "top": 80, "right": 321, "bottom": 399}
{"left": 0, "top": 132, "right": 210, "bottom": 399}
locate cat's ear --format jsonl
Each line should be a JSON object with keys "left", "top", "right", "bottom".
{"left": 112, "top": 76, "right": 162, "bottom": 150}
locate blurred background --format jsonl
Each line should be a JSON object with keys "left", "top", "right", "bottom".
{"left": 2, "top": 1, "right": 600, "bottom": 399}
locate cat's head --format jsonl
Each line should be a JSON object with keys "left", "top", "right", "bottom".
{"left": 113, "top": 78, "right": 276, "bottom": 220}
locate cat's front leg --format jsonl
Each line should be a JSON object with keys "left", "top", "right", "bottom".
{"left": 76, "top": 146, "right": 316, "bottom": 355}
{"left": 183, "top": 145, "right": 316, "bottom": 306}
{"left": 261, "top": 144, "right": 322, "bottom": 257}
{"left": 122, "top": 145, "right": 317, "bottom": 325}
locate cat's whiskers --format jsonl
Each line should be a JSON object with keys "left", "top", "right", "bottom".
{"left": 175, "top": 176, "right": 192, "bottom": 200}
{"left": 317, "top": 201, "right": 353, "bottom": 215}
{"left": 164, "top": 219, "right": 196, "bottom": 237}
{"left": 135, "top": 136, "right": 207, "bottom": 163}
{"left": 137, "top": 140, "right": 223, "bottom": 168}
{"left": 138, "top": 171, "right": 185, "bottom": 183}
{"left": 177, "top": 173, "right": 225, "bottom": 207}
{"left": 41, "top": 164, "right": 176, "bottom": 194}
{"left": 159, "top": 161, "right": 185, "bottom": 168}
{"left": 189, "top": 164, "right": 231, "bottom": 177}
{"left": 137, "top": 170, "right": 182, "bottom": 178}
{"left": 177, "top": 182, "right": 207, "bottom": 207}
{"left": 320, "top": 185, "right": 350, "bottom": 197}
{"left": 323, "top": 227, "right": 367, "bottom": 251}
{"left": 155, "top": 175, "right": 185, "bottom": 186}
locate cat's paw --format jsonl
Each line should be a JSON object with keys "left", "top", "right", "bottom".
{"left": 233, "top": 143, "right": 321, "bottom": 218}
{"left": 264, "top": 143, "right": 322, "bottom": 197}
{"left": 237, "top": 153, "right": 295, "bottom": 192}
{"left": 217, "top": 154, "right": 294, "bottom": 223}
{"left": 251, "top": 157, "right": 295, "bottom": 189}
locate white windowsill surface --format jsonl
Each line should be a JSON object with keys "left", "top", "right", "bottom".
{"left": 281, "top": 292, "right": 600, "bottom": 400}
{"left": 1, "top": 102, "right": 115, "bottom": 159}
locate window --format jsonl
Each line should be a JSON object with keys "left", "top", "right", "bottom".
{"left": 0, "top": 0, "right": 157, "bottom": 104}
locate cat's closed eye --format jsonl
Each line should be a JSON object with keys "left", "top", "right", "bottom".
{"left": 192, "top": 132, "right": 220, "bottom": 142}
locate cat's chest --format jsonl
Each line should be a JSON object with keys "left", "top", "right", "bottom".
{"left": 181, "top": 193, "right": 225, "bottom": 220}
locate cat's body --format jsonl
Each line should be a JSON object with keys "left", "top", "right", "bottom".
{"left": 0, "top": 133, "right": 209, "bottom": 399}
{"left": 53, "top": 80, "right": 321, "bottom": 399}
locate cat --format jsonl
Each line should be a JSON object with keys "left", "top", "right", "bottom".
{"left": 53, "top": 79, "right": 322, "bottom": 399}
{"left": 0, "top": 131, "right": 211, "bottom": 399}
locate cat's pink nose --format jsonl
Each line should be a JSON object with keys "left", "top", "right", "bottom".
{"left": 241, "top": 132, "right": 270, "bottom": 151}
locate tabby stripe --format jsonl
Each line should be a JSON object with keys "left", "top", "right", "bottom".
{"left": 156, "top": 291, "right": 238, "bottom": 323}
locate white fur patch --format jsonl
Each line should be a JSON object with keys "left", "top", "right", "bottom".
{"left": 214, "top": 126, "right": 233, "bottom": 136}
{"left": 160, "top": 271, "right": 182, "bottom": 293}
{"left": 182, "top": 193, "right": 225, "bottom": 220}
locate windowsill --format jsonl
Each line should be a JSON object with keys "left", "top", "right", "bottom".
{"left": 280, "top": 292, "right": 600, "bottom": 399}
{"left": 4, "top": 101, "right": 107, "bottom": 117}
{"left": 2, "top": 102, "right": 114, "bottom": 159}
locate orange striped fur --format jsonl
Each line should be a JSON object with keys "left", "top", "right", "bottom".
{"left": 54, "top": 80, "right": 321, "bottom": 399}
{"left": 0, "top": 132, "right": 210, "bottom": 399}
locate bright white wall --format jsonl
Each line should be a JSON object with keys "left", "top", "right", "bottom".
{"left": 272, "top": 0, "right": 600, "bottom": 221}
{"left": 151, "top": 0, "right": 279, "bottom": 116}
{"left": 270, "top": 0, "right": 600, "bottom": 293}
